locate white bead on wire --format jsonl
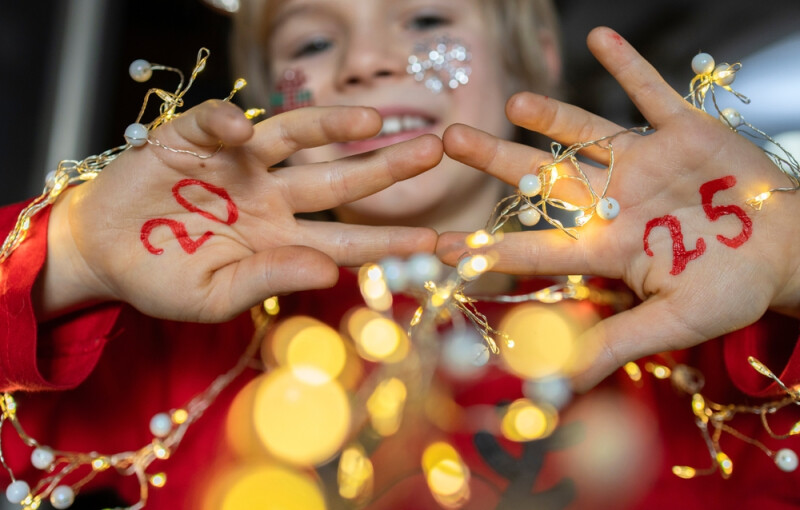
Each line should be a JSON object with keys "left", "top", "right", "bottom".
{"left": 595, "top": 196, "right": 620, "bottom": 220}
{"left": 5, "top": 480, "right": 30, "bottom": 504}
{"left": 149, "top": 412, "right": 173, "bottom": 438}
{"left": 50, "top": 485, "right": 76, "bottom": 509}
{"left": 774, "top": 448, "right": 798, "bottom": 472}
{"left": 124, "top": 123, "right": 148, "bottom": 147}
{"left": 31, "top": 446, "right": 55, "bottom": 470}
{"left": 128, "top": 59, "right": 153, "bottom": 83}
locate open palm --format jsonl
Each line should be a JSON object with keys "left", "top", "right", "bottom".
{"left": 437, "top": 27, "right": 800, "bottom": 390}
{"left": 45, "top": 101, "right": 442, "bottom": 322}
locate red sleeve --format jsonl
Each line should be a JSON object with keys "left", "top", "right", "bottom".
{"left": 724, "top": 312, "right": 800, "bottom": 397}
{"left": 0, "top": 200, "right": 121, "bottom": 392}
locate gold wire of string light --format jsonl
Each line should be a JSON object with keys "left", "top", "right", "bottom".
{"left": 624, "top": 357, "right": 800, "bottom": 479}
{"left": 487, "top": 128, "right": 647, "bottom": 240}
{"left": 687, "top": 52, "right": 800, "bottom": 209}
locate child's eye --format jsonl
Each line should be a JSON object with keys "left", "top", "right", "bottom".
{"left": 407, "top": 13, "right": 450, "bottom": 31}
{"left": 293, "top": 37, "right": 332, "bottom": 59}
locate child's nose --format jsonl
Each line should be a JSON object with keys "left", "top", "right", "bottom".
{"left": 336, "top": 31, "right": 406, "bottom": 88}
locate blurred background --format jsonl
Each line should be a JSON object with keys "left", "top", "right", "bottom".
{"left": 1, "top": 0, "right": 799, "bottom": 205}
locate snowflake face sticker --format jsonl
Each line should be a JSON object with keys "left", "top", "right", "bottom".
{"left": 406, "top": 36, "right": 472, "bottom": 94}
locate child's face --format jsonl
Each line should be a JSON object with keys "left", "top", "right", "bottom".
{"left": 266, "top": 0, "right": 515, "bottom": 228}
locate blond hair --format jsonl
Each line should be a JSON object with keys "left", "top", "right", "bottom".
{"left": 231, "top": 0, "right": 560, "bottom": 110}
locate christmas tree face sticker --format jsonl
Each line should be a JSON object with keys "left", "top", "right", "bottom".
{"left": 270, "top": 69, "right": 313, "bottom": 115}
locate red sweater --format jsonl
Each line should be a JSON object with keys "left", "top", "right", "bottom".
{"left": 1, "top": 200, "right": 799, "bottom": 509}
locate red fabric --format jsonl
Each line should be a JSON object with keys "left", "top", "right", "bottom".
{"left": 1, "top": 199, "right": 799, "bottom": 509}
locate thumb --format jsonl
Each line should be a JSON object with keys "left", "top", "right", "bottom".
{"left": 212, "top": 245, "right": 340, "bottom": 318}
{"left": 570, "top": 298, "right": 704, "bottom": 392}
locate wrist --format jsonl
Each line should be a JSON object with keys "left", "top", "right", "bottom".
{"left": 33, "top": 188, "right": 117, "bottom": 320}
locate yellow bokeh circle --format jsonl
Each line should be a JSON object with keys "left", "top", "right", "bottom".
{"left": 254, "top": 369, "right": 350, "bottom": 466}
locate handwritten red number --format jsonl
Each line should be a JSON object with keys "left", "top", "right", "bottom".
{"left": 699, "top": 175, "right": 752, "bottom": 248}
{"left": 140, "top": 179, "right": 239, "bottom": 255}
{"left": 643, "top": 215, "right": 707, "bottom": 275}
{"left": 140, "top": 219, "right": 213, "bottom": 255}
{"left": 172, "top": 179, "right": 238, "bottom": 225}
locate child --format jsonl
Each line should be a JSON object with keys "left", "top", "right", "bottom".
{"left": 1, "top": 1, "right": 798, "bottom": 509}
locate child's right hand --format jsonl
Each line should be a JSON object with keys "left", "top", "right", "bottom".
{"left": 37, "top": 101, "right": 442, "bottom": 322}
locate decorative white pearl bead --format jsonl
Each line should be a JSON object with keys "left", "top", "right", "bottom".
{"left": 406, "top": 253, "right": 442, "bottom": 286}
{"left": 518, "top": 174, "right": 542, "bottom": 197}
{"left": 691, "top": 53, "right": 715, "bottom": 75}
{"left": 775, "top": 448, "right": 798, "bottom": 472}
{"left": 595, "top": 197, "right": 620, "bottom": 220}
{"left": 31, "top": 447, "right": 55, "bottom": 470}
{"left": 128, "top": 59, "right": 152, "bottom": 82}
{"left": 149, "top": 413, "right": 172, "bottom": 438}
{"left": 712, "top": 64, "right": 735, "bottom": 86}
{"left": 50, "top": 485, "right": 75, "bottom": 509}
{"left": 720, "top": 107, "right": 743, "bottom": 128}
{"left": 5, "top": 480, "right": 30, "bottom": 504}
{"left": 124, "top": 123, "right": 148, "bottom": 147}
{"left": 518, "top": 205, "right": 541, "bottom": 227}
{"left": 379, "top": 257, "right": 408, "bottom": 292}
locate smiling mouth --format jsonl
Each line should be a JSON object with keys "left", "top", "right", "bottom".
{"left": 377, "top": 115, "right": 434, "bottom": 137}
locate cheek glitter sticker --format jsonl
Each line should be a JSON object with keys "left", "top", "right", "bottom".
{"left": 406, "top": 36, "right": 471, "bottom": 94}
{"left": 270, "top": 69, "right": 313, "bottom": 115}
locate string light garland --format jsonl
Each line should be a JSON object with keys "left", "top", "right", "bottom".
{"left": 687, "top": 52, "right": 800, "bottom": 210}
{"left": 0, "top": 48, "right": 262, "bottom": 264}
{"left": 624, "top": 356, "right": 800, "bottom": 478}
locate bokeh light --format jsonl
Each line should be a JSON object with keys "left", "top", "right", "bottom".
{"left": 226, "top": 376, "right": 270, "bottom": 459}
{"left": 366, "top": 377, "right": 407, "bottom": 437}
{"left": 254, "top": 368, "right": 350, "bottom": 466}
{"left": 215, "top": 465, "right": 326, "bottom": 510}
{"left": 264, "top": 316, "right": 346, "bottom": 385}
{"left": 345, "top": 307, "right": 409, "bottom": 363}
{"left": 499, "top": 303, "right": 590, "bottom": 378}
{"left": 500, "top": 399, "right": 558, "bottom": 442}
{"left": 422, "top": 442, "right": 470, "bottom": 508}
{"left": 338, "top": 444, "right": 374, "bottom": 502}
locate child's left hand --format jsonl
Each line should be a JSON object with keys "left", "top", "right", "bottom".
{"left": 437, "top": 27, "right": 800, "bottom": 391}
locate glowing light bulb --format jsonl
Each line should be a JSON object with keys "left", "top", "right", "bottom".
{"left": 263, "top": 297, "right": 280, "bottom": 315}
{"left": 623, "top": 362, "right": 642, "bottom": 382}
{"left": 171, "top": 408, "right": 189, "bottom": 425}
{"left": 672, "top": 465, "right": 697, "bottom": 479}
{"left": 149, "top": 473, "right": 167, "bottom": 488}
{"left": 465, "top": 230, "right": 494, "bottom": 249}
{"left": 716, "top": 452, "right": 733, "bottom": 478}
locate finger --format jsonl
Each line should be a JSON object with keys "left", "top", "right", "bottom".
{"left": 570, "top": 298, "right": 705, "bottom": 392}
{"left": 505, "top": 92, "right": 627, "bottom": 164}
{"left": 249, "top": 106, "right": 383, "bottom": 165}
{"left": 210, "top": 245, "right": 340, "bottom": 320}
{"left": 278, "top": 134, "right": 443, "bottom": 213}
{"left": 299, "top": 221, "right": 438, "bottom": 266}
{"left": 443, "top": 124, "right": 554, "bottom": 186}
{"left": 586, "top": 27, "right": 688, "bottom": 127}
{"left": 169, "top": 99, "right": 255, "bottom": 147}
{"left": 436, "top": 229, "right": 622, "bottom": 278}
